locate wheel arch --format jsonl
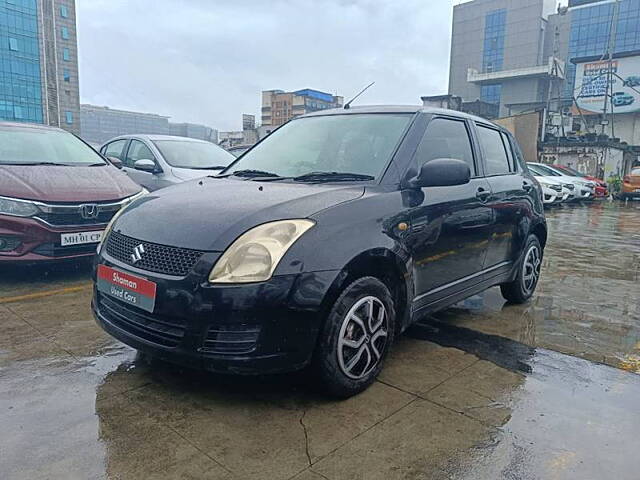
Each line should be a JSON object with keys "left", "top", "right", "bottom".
{"left": 319, "top": 248, "right": 412, "bottom": 334}
{"left": 531, "top": 222, "right": 548, "bottom": 249}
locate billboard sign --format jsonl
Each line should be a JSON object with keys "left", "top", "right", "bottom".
{"left": 575, "top": 56, "right": 640, "bottom": 114}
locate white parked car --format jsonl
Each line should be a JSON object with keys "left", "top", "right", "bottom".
{"left": 528, "top": 163, "right": 595, "bottom": 201}
{"left": 100, "top": 135, "right": 235, "bottom": 191}
{"left": 535, "top": 176, "right": 565, "bottom": 205}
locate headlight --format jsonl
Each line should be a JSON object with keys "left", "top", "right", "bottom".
{"left": 209, "top": 219, "right": 315, "bottom": 284}
{"left": 0, "top": 196, "right": 39, "bottom": 217}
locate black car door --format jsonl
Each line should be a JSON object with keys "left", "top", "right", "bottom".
{"left": 475, "top": 123, "right": 533, "bottom": 273}
{"left": 400, "top": 116, "right": 494, "bottom": 310}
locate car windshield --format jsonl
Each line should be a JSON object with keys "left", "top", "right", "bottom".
{"left": 153, "top": 140, "right": 234, "bottom": 169}
{"left": 530, "top": 164, "right": 561, "bottom": 176}
{"left": 0, "top": 126, "right": 105, "bottom": 166}
{"left": 555, "top": 165, "right": 583, "bottom": 177}
{"left": 225, "top": 113, "right": 413, "bottom": 179}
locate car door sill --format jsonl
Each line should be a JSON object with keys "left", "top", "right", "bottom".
{"left": 412, "top": 261, "right": 512, "bottom": 305}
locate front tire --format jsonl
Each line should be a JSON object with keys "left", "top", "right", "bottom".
{"left": 312, "top": 277, "right": 395, "bottom": 398}
{"left": 500, "top": 235, "right": 542, "bottom": 304}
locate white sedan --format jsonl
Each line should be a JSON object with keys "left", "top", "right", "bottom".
{"left": 528, "top": 163, "right": 595, "bottom": 201}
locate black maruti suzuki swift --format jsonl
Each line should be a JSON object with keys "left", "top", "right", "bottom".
{"left": 92, "top": 106, "right": 546, "bottom": 397}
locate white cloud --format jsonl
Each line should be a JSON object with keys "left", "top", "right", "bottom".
{"left": 77, "top": 0, "right": 454, "bottom": 131}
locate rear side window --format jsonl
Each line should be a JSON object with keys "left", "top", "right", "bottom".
{"left": 477, "top": 125, "right": 511, "bottom": 176}
{"left": 506, "top": 134, "right": 526, "bottom": 171}
{"left": 414, "top": 118, "right": 475, "bottom": 175}
{"left": 102, "top": 140, "right": 127, "bottom": 160}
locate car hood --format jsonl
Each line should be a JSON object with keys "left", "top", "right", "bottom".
{"left": 0, "top": 165, "right": 142, "bottom": 202}
{"left": 171, "top": 167, "right": 223, "bottom": 181}
{"left": 114, "top": 177, "right": 365, "bottom": 251}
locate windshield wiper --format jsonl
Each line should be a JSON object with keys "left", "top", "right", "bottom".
{"left": 226, "top": 169, "right": 282, "bottom": 178}
{"left": 1, "top": 161, "right": 73, "bottom": 166}
{"left": 293, "top": 171, "right": 375, "bottom": 183}
{"left": 190, "top": 165, "right": 228, "bottom": 170}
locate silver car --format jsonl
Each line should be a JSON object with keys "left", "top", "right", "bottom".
{"left": 99, "top": 135, "right": 234, "bottom": 191}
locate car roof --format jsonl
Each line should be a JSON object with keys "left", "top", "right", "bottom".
{"left": 104, "top": 134, "right": 210, "bottom": 143}
{"left": 301, "top": 105, "right": 498, "bottom": 126}
{"left": 0, "top": 121, "right": 66, "bottom": 132}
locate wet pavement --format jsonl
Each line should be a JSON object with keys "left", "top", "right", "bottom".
{"left": 1, "top": 201, "right": 640, "bottom": 479}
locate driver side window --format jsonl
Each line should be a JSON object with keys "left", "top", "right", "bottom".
{"left": 414, "top": 118, "right": 476, "bottom": 176}
{"left": 125, "top": 140, "right": 155, "bottom": 168}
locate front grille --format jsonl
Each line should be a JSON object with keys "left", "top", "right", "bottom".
{"left": 98, "top": 293, "right": 185, "bottom": 347}
{"left": 105, "top": 231, "right": 205, "bottom": 276}
{"left": 200, "top": 325, "right": 261, "bottom": 355}
{"left": 33, "top": 242, "right": 97, "bottom": 257}
{"left": 549, "top": 185, "right": 562, "bottom": 192}
{"left": 35, "top": 210, "right": 116, "bottom": 227}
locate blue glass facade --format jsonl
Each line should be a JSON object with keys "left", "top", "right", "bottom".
{"left": 481, "top": 84, "right": 503, "bottom": 105}
{"left": 0, "top": 0, "right": 43, "bottom": 124}
{"left": 482, "top": 9, "right": 506, "bottom": 73}
{"left": 565, "top": 0, "right": 640, "bottom": 98}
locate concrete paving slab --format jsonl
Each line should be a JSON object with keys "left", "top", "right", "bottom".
{"left": 378, "top": 336, "right": 478, "bottom": 395}
{"left": 312, "top": 398, "right": 490, "bottom": 480}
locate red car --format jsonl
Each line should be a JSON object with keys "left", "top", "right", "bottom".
{"left": 553, "top": 164, "right": 608, "bottom": 198}
{"left": 0, "top": 122, "right": 145, "bottom": 263}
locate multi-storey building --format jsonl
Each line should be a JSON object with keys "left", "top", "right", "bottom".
{"left": 0, "top": 0, "right": 80, "bottom": 134}
{"left": 449, "top": 0, "right": 561, "bottom": 118}
{"left": 169, "top": 122, "right": 218, "bottom": 143}
{"left": 80, "top": 104, "right": 219, "bottom": 145}
{"left": 261, "top": 88, "right": 343, "bottom": 127}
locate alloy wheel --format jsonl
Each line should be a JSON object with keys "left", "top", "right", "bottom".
{"left": 337, "top": 296, "right": 389, "bottom": 380}
{"left": 522, "top": 245, "right": 541, "bottom": 294}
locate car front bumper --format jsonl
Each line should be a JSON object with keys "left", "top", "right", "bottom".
{"left": 0, "top": 215, "right": 103, "bottom": 263}
{"left": 91, "top": 254, "right": 340, "bottom": 375}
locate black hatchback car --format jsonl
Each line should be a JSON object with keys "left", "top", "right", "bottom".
{"left": 92, "top": 106, "right": 546, "bottom": 397}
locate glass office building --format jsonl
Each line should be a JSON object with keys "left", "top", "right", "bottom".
{"left": 0, "top": 0, "right": 80, "bottom": 134}
{"left": 565, "top": 0, "right": 640, "bottom": 98}
{"left": 0, "top": 0, "right": 43, "bottom": 123}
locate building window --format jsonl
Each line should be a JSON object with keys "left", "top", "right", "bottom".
{"left": 63, "top": 69, "right": 70, "bottom": 82}
{"left": 14, "top": 106, "right": 23, "bottom": 119}
{"left": 481, "top": 84, "right": 502, "bottom": 105}
{"left": 61, "top": 27, "right": 69, "bottom": 40}
{"left": 8, "top": 38, "right": 18, "bottom": 51}
{"left": 65, "top": 111, "right": 73, "bottom": 124}
{"left": 60, "top": 5, "right": 69, "bottom": 18}
{"left": 482, "top": 9, "right": 506, "bottom": 73}
{"left": 63, "top": 48, "right": 70, "bottom": 61}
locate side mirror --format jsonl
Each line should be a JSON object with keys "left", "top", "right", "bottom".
{"left": 107, "top": 156, "right": 123, "bottom": 169}
{"left": 410, "top": 158, "right": 471, "bottom": 188}
{"left": 134, "top": 159, "right": 159, "bottom": 173}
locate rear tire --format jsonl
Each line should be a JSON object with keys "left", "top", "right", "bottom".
{"left": 312, "top": 277, "right": 395, "bottom": 398}
{"left": 500, "top": 235, "right": 542, "bottom": 304}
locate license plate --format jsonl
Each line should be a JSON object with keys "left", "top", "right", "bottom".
{"left": 96, "top": 265, "right": 157, "bottom": 313}
{"left": 61, "top": 230, "right": 103, "bottom": 247}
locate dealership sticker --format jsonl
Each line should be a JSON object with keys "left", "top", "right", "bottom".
{"left": 61, "top": 230, "right": 103, "bottom": 247}
{"left": 97, "top": 265, "right": 157, "bottom": 313}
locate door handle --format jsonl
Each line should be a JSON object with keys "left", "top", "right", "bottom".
{"left": 523, "top": 181, "right": 533, "bottom": 192}
{"left": 476, "top": 188, "right": 491, "bottom": 201}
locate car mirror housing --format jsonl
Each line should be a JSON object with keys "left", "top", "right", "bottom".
{"left": 107, "top": 156, "right": 123, "bottom": 169}
{"left": 410, "top": 158, "right": 471, "bottom": 188}
{"left": 134, "top": 159, "right": 159, "bottom": 173}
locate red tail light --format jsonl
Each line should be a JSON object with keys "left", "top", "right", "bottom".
{"left": 624, "top": 176, "right": 630, "bottom": 183}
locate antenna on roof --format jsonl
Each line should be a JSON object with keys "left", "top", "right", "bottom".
{"left": 344, "top": 82, "right": 375, "bottom": 109}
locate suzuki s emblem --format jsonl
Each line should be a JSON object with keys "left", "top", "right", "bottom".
{"left": 79, "top": 204, "right": 99, "bottom": 220}
{"left": 131, "top": 244, "right": 145, "bottom": 264}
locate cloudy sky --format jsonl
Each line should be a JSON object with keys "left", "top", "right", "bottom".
{"left": 76, "top": 1, "right": 466, "bottom": 131}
